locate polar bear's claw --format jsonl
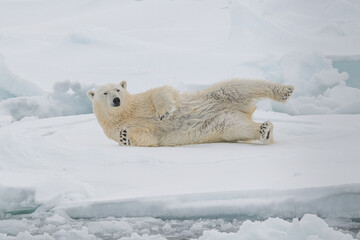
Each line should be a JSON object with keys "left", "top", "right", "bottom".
{"left": 159, "top": 112, "right": 170, "bottom": 120}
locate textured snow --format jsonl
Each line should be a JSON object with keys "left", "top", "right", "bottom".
{"left": 0, "top": 212, "right": 358, "bottom": 240}
{"left": 199, "top": 214, "right": 355, "bottom": 240}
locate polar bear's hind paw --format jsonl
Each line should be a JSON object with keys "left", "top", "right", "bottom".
{"left": 260, "top": 121, "right": 273, "bottom": 143}
{"left": 281, "top": 86, "right": 294, "bottom": 101}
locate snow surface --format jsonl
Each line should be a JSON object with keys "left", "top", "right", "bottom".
{"left": 1, "top": 0, "right": 360, "bottom": 239}
{"left": 1, "top": 111, "right": 360, "bottom": 239}
{"left": 1, "top": 111, "right": 360, "bottom": 203}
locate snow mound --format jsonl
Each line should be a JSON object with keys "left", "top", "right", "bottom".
{"left": 0, "top": 58, "right": 94, "bottom": 121}
{"left": 0, "top": 80, "right": 94, "bottom": 121}
{"left": 0, "top": 56, "right": 42, "bottom": 100}
{"left": 199, "top": 214, "right": 355, "bottom": 240}
{"left": 259, "top": 52, "right": 360, "bottom": 115}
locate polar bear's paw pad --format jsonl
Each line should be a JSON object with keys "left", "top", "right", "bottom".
{"left": 280, "top": 86, "right": 294, "bottom": 102}
{"left": 260, "top": 121, "right": 273, "bottom": 143}
{"left": 120, "top": 129, "right": 131, "bottom": 146}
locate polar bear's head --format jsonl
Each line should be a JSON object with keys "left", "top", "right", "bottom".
{"left": 87, "top": 81, "right": 127, "bottom": 108}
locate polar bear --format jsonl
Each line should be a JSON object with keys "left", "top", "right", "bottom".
{"left": 87, "top": 79, "right": 294, "bottom": 147}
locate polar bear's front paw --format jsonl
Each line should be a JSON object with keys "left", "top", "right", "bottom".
{"left": 119, "top": 129, "right": 131, "bottom": 146}
{"left": 158, "top": 106, "right": 175, "bottom": 120}
{"left": 260, "top": 121, "right": 274, "bottom": 144}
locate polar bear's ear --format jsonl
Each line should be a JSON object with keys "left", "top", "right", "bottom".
{"left": 87, "top": 90, "right": 95, "bottom": 100}
{"left": 120, "top": 81, "right": 127, "bottom": 89}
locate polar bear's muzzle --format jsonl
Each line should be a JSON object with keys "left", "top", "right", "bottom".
{"left": 112, "top": 97, "right": 121, "bottom": 107}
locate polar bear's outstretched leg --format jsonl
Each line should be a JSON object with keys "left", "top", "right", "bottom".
{"left": 159, "top": 111, "right": 274, "bottom": 145}
{"left": 188, "top": 111, "right": 274, "bottom": 144}
{"left": 204, "top": 79, "right": 294, "bottom": 104}
{"left": 205, "top": 112, "right": 274, "bottom": 144}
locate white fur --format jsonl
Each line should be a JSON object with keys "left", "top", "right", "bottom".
{"left": 88, "top": 79, "right": 294, "bottom": 147}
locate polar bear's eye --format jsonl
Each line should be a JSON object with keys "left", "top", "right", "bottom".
{"left": 103, "top": 92, "right": 108, "bottom": 95}
{"left": 116, "top": 89, "right": 120, "bottom": 92}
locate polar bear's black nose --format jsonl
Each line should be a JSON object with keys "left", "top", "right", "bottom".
{"left": 113, "top": 97, "right": 120, "bottom": 107}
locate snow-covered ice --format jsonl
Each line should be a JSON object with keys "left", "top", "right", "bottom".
{"left": 1, "top": 112, "right": 360, "bottom": 239}
{"left": 1, "top": 0, "right": 360, "bottom": 239}
{"left": 1, "top": 112, "right": 360, "bottom": 202}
